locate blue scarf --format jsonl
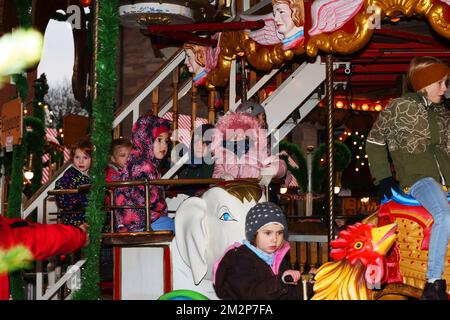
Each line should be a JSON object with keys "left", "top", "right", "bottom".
{"left": 243, "top": 240, "right": 274, "bottom": 266}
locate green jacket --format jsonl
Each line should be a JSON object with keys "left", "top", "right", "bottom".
{"left": 366, "top": 92, "right": 450, "bottom": 189}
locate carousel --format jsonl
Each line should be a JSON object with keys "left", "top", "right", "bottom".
{"left": 0, "top": 0, "right": 449, "bottom": 301}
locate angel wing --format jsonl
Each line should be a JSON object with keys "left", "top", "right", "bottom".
{"left": 205, "top": 32, "right": 221, "bottom": 72}
{"left": 308, "top": 0, "right": 365, "bottom": 36}
{"left": 240, "top": 13, "right": 282, "bottom": 45}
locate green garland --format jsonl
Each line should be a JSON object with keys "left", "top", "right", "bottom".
{"left": 24, "top": 116, "right": 45, "bottom": 189}
{"left": 279, "top": 141, "right": 308, "bottom": 192}
{"left": 312, "top": 140, "right": 352, "bottom": 193}
{"left": 6, "top": 0, "right": 32, "bottom": 301}
{"left": 6, "top": 143, "right": 27, "bottom": 219}
{"left": 72, "top": 0, "right": 118, "bottom": 300}
{"left": 7, "top": 140, "right": 28, "bottom": 300}
{"left": 13, "top": 0, "right": 32, "bottom": 27}
{"left": 5, "top": 115, "right": 45, "bottom": 300}
{"left": 11, "top": 74, "right": 29, "bottom": 101}
{"left": 30, "top": 74, "right": 48, "bottom": 193}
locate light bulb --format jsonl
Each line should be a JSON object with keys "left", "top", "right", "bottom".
{"left": 334, "top": 186, "right": 341, "bottom": 194}
{"left": 280, "top": 187, "right": 288, "bottom": 194}
{"left": 24, "top": 170, "right": 34, "bottom": 180}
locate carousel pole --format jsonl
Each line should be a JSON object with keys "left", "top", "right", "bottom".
{"left": 207, "top": 85, "right": 216, "bottom": 124}
{"left": 240, "top": 56, "right": 247, "bottom": 102}
{"left": 223, "top": 87, "right": 230, "bottom": 113}
{"left": 152, "top": 87, "right": 159, "bottom": 115}
{"left": 172, "top": 67, "right": 179, "bottom": 145}
{"left": 191, "top": 85, "right": 198, "bottom": 131}
{"left": 325, "top": 54, "right": 336, "bottom": 253}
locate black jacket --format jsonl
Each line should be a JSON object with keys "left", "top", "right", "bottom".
{"left": 214, "top": 244, "right": 302, "bottom": 300}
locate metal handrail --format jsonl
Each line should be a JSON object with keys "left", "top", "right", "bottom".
{"left": 103, "top": 178, "right": 259, "bottom": 233}
{"left": 50, "top": 178, "right": 260, "bottom": 233}
{"left": 79, "top": 177, "right": 246, "bottom": 189}
{"left": 47, "top": 188, "right": 88, "bottom": 195}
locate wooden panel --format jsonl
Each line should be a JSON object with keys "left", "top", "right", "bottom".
{"left": 121, "top": 247, "right": 165, "bottom": 300}
{"left": 299, "top": 242, "right": 307, "bottom": 273}
{"left": 289, "top": 241, "right": 297, "bottom": 269}
{"left": 63, "top": 114, "right": 90, "bottom": 147}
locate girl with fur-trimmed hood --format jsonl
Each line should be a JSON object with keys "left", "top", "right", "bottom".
{"left": 115, "top": 115, "right": 174, "bottom": 233}
{"left": 211, "top": 112, "right": 286, "bottom": 186}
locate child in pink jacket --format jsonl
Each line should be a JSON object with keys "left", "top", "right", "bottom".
{"left": 211, "top": 112, "right": 286, "bottom": 186}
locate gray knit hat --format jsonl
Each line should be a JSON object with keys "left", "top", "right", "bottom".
{"left": 245, "top": 202, "right": 288, "bottom": 241}
{"left": 236, "top": 101, "right": 265, "bottom": 118}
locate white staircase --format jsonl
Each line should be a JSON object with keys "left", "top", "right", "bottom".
{"left": 265, "top": 59, "right": 326, "bottom": 149}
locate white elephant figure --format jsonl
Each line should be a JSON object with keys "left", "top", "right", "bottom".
{"left": 171, "top": 181, "right": 266, "bottom": 299}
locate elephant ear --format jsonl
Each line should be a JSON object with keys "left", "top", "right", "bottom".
{"left": 175, "top": 197, "right": 208, "bottom": 285}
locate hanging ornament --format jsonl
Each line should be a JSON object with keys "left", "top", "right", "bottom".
{"left": 80, "top": 0, "right": 91, "bottom": 7}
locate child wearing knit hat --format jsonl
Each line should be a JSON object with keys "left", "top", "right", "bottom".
{"left": 213, "top": 202, "right": 302, "bottom": 300}
{"left": 236, "top": 100, "right": 268, "bottom": 129}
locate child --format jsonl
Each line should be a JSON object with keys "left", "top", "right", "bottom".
{"left": 0, "top": 215, "right": 88, "bottom": 300}
{"left": 213, "top": 202, "right": 301, "bottom": 300}
{"left": 105, "top": 138, "right": 132, "bottom": 182}
{"left": 175, "top": 124, "right": 215, "bottom": 196}
{"left": 236, "top": 101, "right": 268, "bottom": 129}
{"left": 178, "top": 123, "right": 215, "bottom": 180}
{"left": 115, "top": 114, "right": 175, "bottom": 233}
{"left": 211, "top": 112, "right": 286, "bottom": 186}
{"left": 103, "top": 139, "right": 131, "bottom": 278}
{"left": 55, "top": 139, "right": 92, "bottom": 227}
